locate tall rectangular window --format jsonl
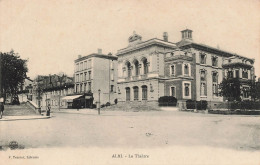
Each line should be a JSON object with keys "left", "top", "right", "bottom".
{"left": 88, "top": 71, "right": 91, "bottom": 80}
{"left": 184, "top": 64, "right": 190, "bottom": 76}
{"left": 200, "top": 70, "right": 206, "bottom": 81}
{"left": 133, "top": 86, "right": 139, "bottom": 100}
{"left": 200, "top": 82, "right": 206, "bottom": 96}
{"left": 171, "top": 87, "right": 176, "bottom": 97}
{"left": 200, "top": 54, "right": 206, "bottom": 64}
{"left": 84, "top": 72, "right": 87, "bottom": 81}
{"left": 88, "top": 82, "right": 91, "bottom": 91}
{"left": 184, "top": 83, "right": 190, "bottom": 97}
{"left": 212, "top": 56, "right": 218, "bottom": 67}
{"left": 170, "top": 65, "right": 175, "bottom": 75}
{"left": 110, "top": 85, "right": 114, "bottom": 92}
{"left": 200, "top": 70, "right": 207, "bottom": 96}
{"left": 126, "top": 87, "right": 130, "bottom": 101}
{"left": 142, "top": 85, "right": 148, "bottom": 100}
{"left": 235, "top": 70, "right": 239, "bottom": 78}
{"left": 242, "top": 70, "right": 248, "bottom": 79}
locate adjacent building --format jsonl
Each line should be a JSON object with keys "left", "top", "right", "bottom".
{"left": 74, "top": 49, "right": 118, "bottom": 105}
{"left": 20, "top": 74, "right": 75, "bottom": 110}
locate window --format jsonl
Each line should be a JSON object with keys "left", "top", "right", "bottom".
{"left": 133, "top": 86, "right": 139, "bottom": 100}
{"left": 143, "top": 58, "right": 149, "bottom": 74}
{"left": 80, "top": 73, "right": 83, "bottom": 82}
{"left": 80, "top": 62, "right": 83, "bottom": 71}
{"left": 200, "top": 82, "right": 206, "bottom": 96}
{"left": 235, "top": 70, "right": 239, "bottom": 78}
{"left": 126, "top": 87, "right": 130, "bottom": 101}
{"left": 213, "top": 84, "right": 218, "bottom": 97}
{"left": 184, "top": 83, "right": 190, "bottom": 97}
{"left": 170, "top": 86, "right": 176, "bottom": 97}
{"left": 243, "top": 87, "right": 250, "bottom": 98}
{"left": 88, "top": 82, "right": 91, "bottom": 91}
{"left": 200, "top": 54, "right": 206, "bottom": 64}
{"left": 134, "top": 60, "right": 139, "bottom": 76}
{"left": 200, "top": 70, "right": 207, "bottom": 96}
{"left": 242, "top": 70, "right": 248, "bottom": 79}
{"left": 142, "top": 85, "right": 148, "bottom": 100}
{"left": 84, "top": 72, "right": 87, "bottom": 81}
{"left": 212, "top": 72, "right": 218, "bottom": 83}
{"left": 212, "top": 56, "right": 218, "bottom": 67}
{"left": 184, "top": 64, "right": 190, "bottom": 76}
{"left": 80, "top": 84, "right": 82, "bottom": 92}
{"left": 110, "top": 85, "right": 114, "bottom": 92}
{"left": 170, "top": 65, "right": 175, "bottom": 75}
{"left": 227, "top": 70, "right": 233, "bottom": 78}
{"left": 127, "top": 62, "right": 131, "bottom": 77}
{"left": 88, "top": 71, "right": 91, "bottom": 80}
{"left": 200, "top": 70, "right": 206, "bottom": 81}
{"left": 84, "top": 83, "right": 87, "bottom": 92}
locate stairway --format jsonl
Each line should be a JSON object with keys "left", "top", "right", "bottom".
{"left": 102, "top": 102, "right": 160, "bottom": 111}
{"left": 3, "top": 103, "right": 39, "bottom": 116}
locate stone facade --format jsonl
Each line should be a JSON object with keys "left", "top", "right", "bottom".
{"left": 116, "top": 30, "right": 256, "bottom": 106}
{"left": 74, "top": 51, "right": 118, "bottom": 105}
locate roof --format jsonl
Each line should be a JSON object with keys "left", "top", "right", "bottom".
{"left": 177, "top": 39, "right": 254, "bottom": 63}
{"left": 75, "top": 53, "right": 118, "bottom": 63}
{"left": 116, "top": 38, "right": 177, "bottom": 56}
{"left": 222, "top": 62, "right": 253, "bottom": 69}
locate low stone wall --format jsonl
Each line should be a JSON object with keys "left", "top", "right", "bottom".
{"left": 208, "top": 109, "right": 260, "bottom": 115}
{"left": 26, "top": 101, "right": 41, "bottom": 114}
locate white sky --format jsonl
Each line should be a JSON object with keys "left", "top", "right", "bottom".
{"left": 0, "top": 0, "right": 259, "bottom": 79}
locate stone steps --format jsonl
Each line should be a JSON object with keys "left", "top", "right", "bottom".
{"left": 102, "top": 103, "right": 160, "bottom": 111}
{"left": 3, "top": 104, "right": 39, "bottom": 116}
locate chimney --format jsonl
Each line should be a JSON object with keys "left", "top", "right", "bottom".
{"left": 181, "top": 29, "right": 193, "bottom": 40}
{"left": 78, "top": 55, "right": 82, "bottom": 59}
{"left": 163, "top": 32, "right": 168, "bottom": 42}
{"left": 98, "top": 48, "right": 102, "bottom": 54}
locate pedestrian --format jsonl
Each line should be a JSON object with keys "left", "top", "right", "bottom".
{"left": 46, "top": 104, "right": 51, "bottom": 116}
{"left": 0, "top": 102, "right": 4, "bottom": 119}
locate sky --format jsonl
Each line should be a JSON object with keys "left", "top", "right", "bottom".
{"left": 0, "top": 0, "right": 259, "bottom": 79}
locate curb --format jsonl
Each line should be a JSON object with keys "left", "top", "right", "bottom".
{"left": 0, "top": 116, "right": 51, "bottom": 121}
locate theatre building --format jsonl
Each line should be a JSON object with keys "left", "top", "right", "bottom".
{"left": 116, "top": 31, "right": 177, "bottom": 104}
{"left": 116, "top": 29, "right": 255, "bottom": 107}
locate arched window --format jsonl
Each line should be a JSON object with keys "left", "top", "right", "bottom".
{"left": 134, "top": 60, "right": 139, "bottom": 76}
{"left": 126, "top": 62, "right": 131, "bottom": 77}
{"left": 133, "top": 86, "right": 139, "bottom": 100}
{"left": 126, "top": 87, "right": 130, "bottom": 101}
{"left": 143, "top": 58, "right": 149, "bottom": 74}
{"left": 142, "top": 85, "right": 148, "bottom": 100}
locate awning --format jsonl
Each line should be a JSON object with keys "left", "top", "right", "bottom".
{"left": 62, "top": 95, "right": 83, "bottom": 102}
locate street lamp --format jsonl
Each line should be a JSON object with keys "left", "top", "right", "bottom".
{"left": 98, "top": 89, "right": 101, "bottom": 115}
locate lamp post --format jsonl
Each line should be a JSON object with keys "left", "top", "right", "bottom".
{"left": 98, "top": 89, "right": 101, "bottom": 115}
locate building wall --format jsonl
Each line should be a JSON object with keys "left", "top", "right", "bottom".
{"left": 117, "top": 43, "right": 176, "bottom": 103}
{"left": 92, "top": 57, "right": 118, "bottom": 104}
{"left": 117, "top": 79, "right": 159, "bottom": 102}
{"left": 74, "top": 55, "right": 118, "bottom": 105}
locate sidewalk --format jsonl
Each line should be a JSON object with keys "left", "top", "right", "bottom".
{"left": 53, "top": 108, "right": 103, "bottom": 115}
{"left": 0, "top": 115, "right": 50, "bottom": 121}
